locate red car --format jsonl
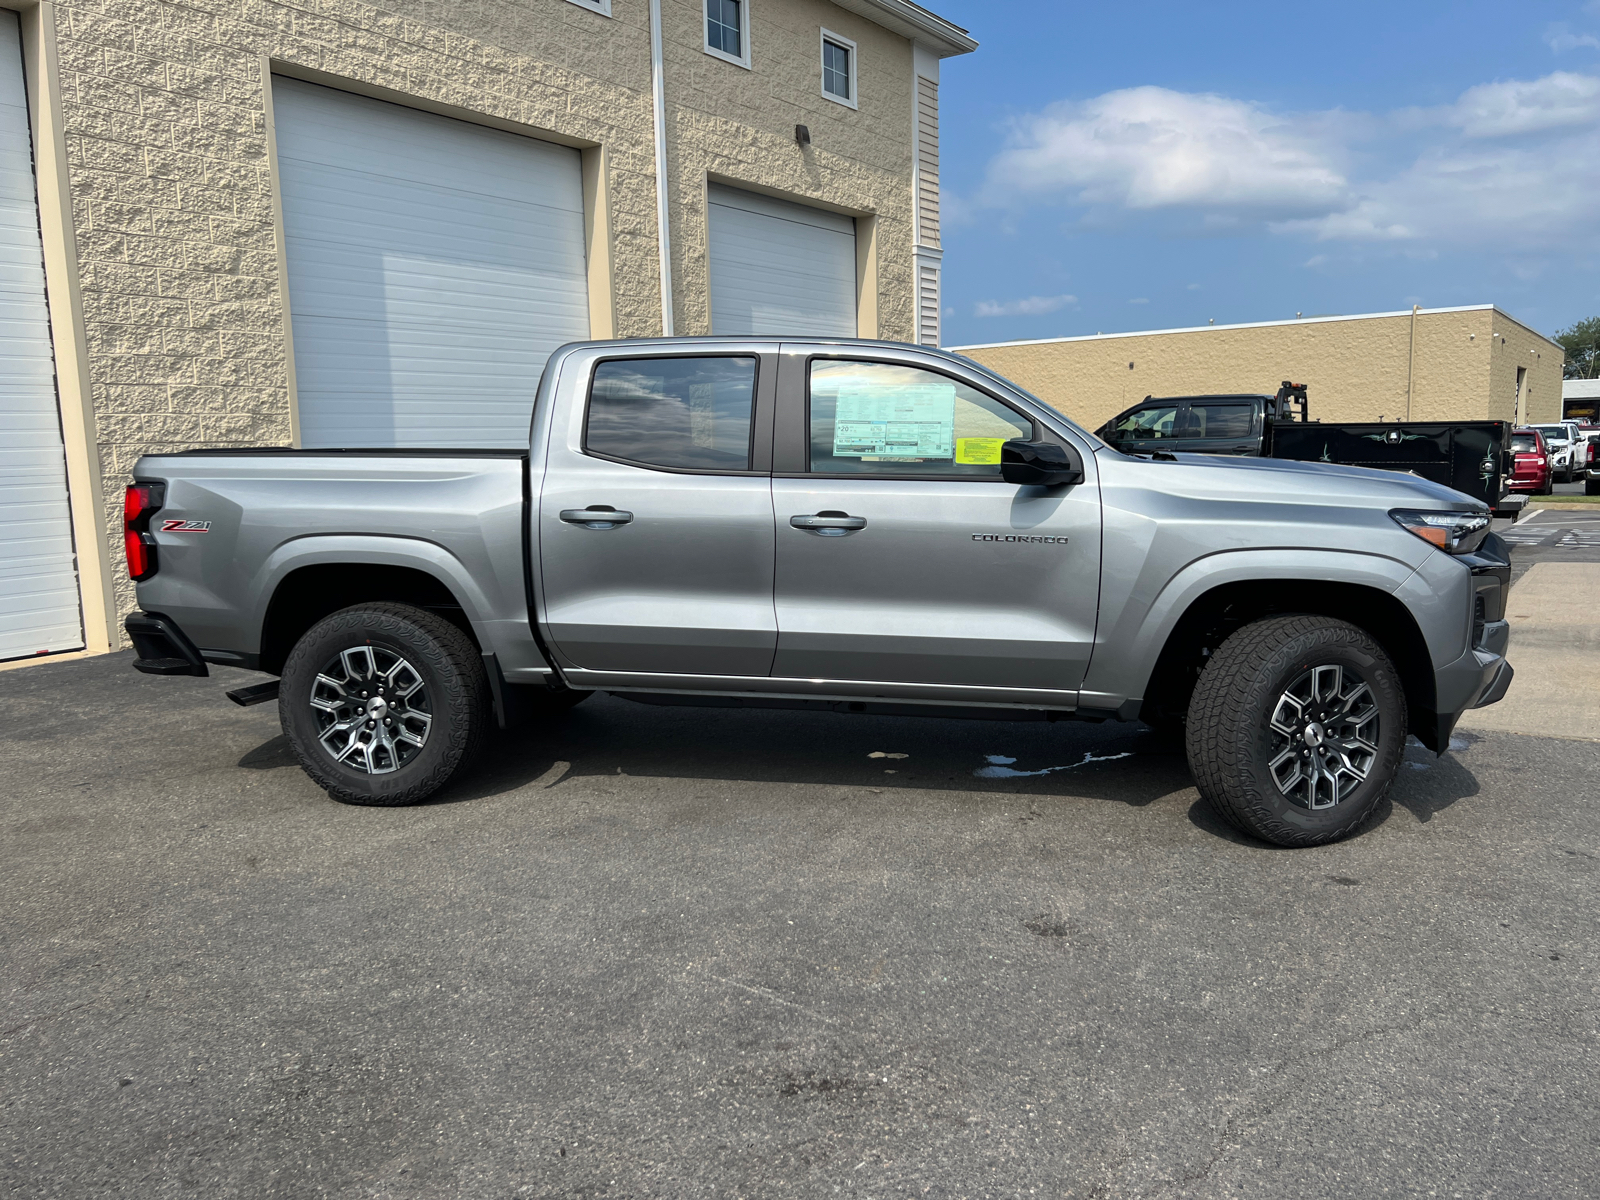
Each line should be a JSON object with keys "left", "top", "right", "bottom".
{"left": 1509, "top": 427, "right": 1551, "bottom": 495}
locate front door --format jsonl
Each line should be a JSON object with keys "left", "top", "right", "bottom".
{"left": 770, "top": 353, "right": 1102, "bottom": 693}
{"left": 538, "top": 351, "right": 777, "bottom": 676}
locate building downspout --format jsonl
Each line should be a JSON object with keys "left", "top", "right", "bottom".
{"left": 1405, "top": 303, "right": 1418, "bottom": 421}
{"left": 649, "top": 0, "right": 674, "bottom": 336}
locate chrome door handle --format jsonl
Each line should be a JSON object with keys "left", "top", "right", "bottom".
{"left": 790, "top": 511, "right": 867, "bottom": 536}
{"left": 560, "top": 505, "right": 633, "bottom": 529}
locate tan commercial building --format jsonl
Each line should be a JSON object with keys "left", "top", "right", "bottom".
{"left": 953, "top": 305, "right": 1562, "bottom": 437}
{"left": 0, "top": 0, "right": 973, "bottom": 665}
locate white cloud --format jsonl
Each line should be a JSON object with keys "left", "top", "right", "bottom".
{"left": 975, "top": 71, "right": 1600, "bottom": 254}
{"left": 1547, "top": 25, "right": 1600, "bottom": 52}
{"left": 983, "top": 86, "right": 1347, "bottom": 218}
{"left": 974, "top": 293, "right": 1077, "bottom": 317}
{"left": 1128, "top": 297, "right": 1149, "bottom": 304}
{"left": 1445, "top": 72, "right": 1600, "bottom": 137}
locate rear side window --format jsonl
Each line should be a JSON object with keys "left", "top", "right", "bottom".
{"left": 807, "top": 360, "right": 1032, "bottom": 477}
{"left": 1183, "top": 403, "right": 1253, "bottom": 438}
{"left": 586, "top": 357, "right": 757, "bottom": 471}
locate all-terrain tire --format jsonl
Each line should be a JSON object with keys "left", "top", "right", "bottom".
{"left": 1185, "top": 615, "right": 1406, "bottom": 847}
{"left": 280, "top": 602, "right": 490, "bottom": 806}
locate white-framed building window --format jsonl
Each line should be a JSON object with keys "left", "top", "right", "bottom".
{"left": 820, "top": 29, "right": 857, "bottom": 109}
{"left": 705, "top": 0, "right": 751, "bottom": 69}
{"left": 564, "top": 0, "right": 611, "bottom": 15}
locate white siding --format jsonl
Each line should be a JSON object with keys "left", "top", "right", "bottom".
{"left": 708, "top": 184, "right": 857, "bottom": 338}
{"left": 915, "top": 75, "right": 939, "bottom": 250}
{"left": 273, "top": 78, "right": 590, "bottom": 449}
{"left": 917, "top": 256, "right": 940, "bottom": 348}
{"left": 0, "top": 13, "right": 81, "bottom": 662}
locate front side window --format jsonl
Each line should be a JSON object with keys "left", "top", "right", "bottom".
{"left": 706, "top": 0, "right": 745, "bottom": 63}
{"left": 587, "top": 357, "right": 757, "bottom": 472}
{"left": 808, "top": 360, "right": 1032, "bottom": 477}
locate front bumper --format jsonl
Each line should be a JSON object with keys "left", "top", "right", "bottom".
{"left": 1424, "top": 536, "right": 1513, "bottom": 748}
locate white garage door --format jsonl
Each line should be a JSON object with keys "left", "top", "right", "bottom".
{"left": 273, "top": 79, "right": 591, "bottom": 449}
{"left": 0, "top": 13, "right": 81, "bottom": 663}
{"left": 708, "top": 184, "right": 857, "bottom": 338}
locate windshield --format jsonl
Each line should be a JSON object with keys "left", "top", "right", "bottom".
{"left": 1532, "top": 425, "right": 1569, "bottom": 443}
{"left": 1512, "top": 433, "right": 1538, "bottom": 453}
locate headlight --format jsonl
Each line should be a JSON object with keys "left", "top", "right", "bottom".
{"left": 1390, "top": 509, "right": 1492, "bottom": 554}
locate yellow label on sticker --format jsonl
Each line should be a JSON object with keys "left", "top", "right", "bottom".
{"left": 956, "top": 437, "right": 1005, "bottom": 465}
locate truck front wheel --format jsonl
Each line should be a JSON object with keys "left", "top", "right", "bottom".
{"left": 280, "top": 602, "right": 490, "bottom": 806}
{"left": 1185, "top": 615, "right": 1406, "bottom": 847}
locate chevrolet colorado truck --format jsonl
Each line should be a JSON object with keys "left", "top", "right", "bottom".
{"left": 122, "top": 338, "right": 1514, "bottom": 848}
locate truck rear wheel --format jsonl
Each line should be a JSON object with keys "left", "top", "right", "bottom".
{"left": 280, "top": 602, "right": 489, "bottom": 806}
{"left": 1185, "top": 615, "right": 1405, "bottom": 847}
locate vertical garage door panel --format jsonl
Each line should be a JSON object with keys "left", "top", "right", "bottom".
{"left": 0, "top": 12, "right": 81, "bottom": 662}
{"left": 273, "top": 79, "right": 590, "bottom": 449}
{"left": 708, "top": 184, "right": 856, "bottom": 338}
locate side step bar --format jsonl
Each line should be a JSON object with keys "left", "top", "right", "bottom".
{"left": 226, "top": 680, "right": 280, "bottom": 707}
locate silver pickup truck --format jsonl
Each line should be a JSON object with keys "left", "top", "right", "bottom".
{"left": 122, "top": 337, "right": 1513, "bottom": 847}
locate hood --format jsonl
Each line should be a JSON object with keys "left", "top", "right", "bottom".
{"left": 1097, "top": 448, "right": 1487, "bottom": 510}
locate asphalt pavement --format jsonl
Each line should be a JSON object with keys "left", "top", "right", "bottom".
{"left": 1493, "top": 482, "right": 1600, "bottom": 584}
{"left": 3, "top": 647, "right": 1597, "bottom": 1198}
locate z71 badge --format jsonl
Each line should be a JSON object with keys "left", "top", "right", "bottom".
{"left": 160, "top": 519, "right": 211, "bottom": 533}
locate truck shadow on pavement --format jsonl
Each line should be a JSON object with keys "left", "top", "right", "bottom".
{"left": 233, "top": 694, "right": 1487, "bottom": 846}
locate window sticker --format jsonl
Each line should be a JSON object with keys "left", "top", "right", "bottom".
{"left": 833, "top": 380, "right": 956, "bottom": 460}
{"left": 955, "top": 437, "right": 1006, "bottom": 465}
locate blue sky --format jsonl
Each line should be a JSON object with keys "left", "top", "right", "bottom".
{"left": 930, "top": 0, "right": 1600, "bottom": 348}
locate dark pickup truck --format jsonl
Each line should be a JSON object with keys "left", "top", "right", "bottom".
{"left": 1097, "top": 384, "right": 1521, "bottom": 517}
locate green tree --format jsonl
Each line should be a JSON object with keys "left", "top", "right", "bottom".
{"left": 1554, "top": 316, "right": 1600, "bottom": 379}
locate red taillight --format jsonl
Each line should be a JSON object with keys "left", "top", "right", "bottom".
{"left": 124, "top": 483, "right": 164, "bottom": 581}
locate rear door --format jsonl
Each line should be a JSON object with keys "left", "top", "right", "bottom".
{"left": 769, "top": 348, "right": 1101, "bottom": 695}
{"left": 1178, "top": 399, "right": 1259, "bottom": 454}
{"left": 537, "top": 348, "right": 779, "bottom": 677}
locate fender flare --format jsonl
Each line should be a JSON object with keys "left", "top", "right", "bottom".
{"left": 248, "top": 534, "right": 500, "bottom": 654}
{"left": 1080, "top": 547, "right": 1423, "bottom": 708}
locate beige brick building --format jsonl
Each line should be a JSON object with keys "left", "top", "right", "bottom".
{"left": 0, "top": 0, "right": 973, "bottom": 663}
{"left": 953, "top": 305, "right": 1563, "bottom": 437}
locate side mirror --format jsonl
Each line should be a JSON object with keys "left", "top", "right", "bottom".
{"left": 1001, "top": 438, "right": 1084, "bottom": 487}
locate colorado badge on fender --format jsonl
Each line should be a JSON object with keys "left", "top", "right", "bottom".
{"left": 970, "top": 533, "right": 1069, "bottom": 544}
